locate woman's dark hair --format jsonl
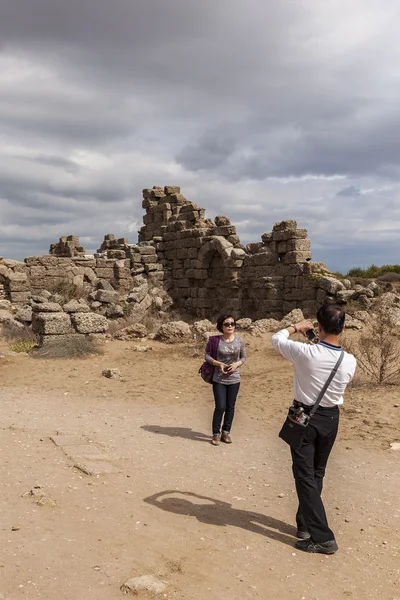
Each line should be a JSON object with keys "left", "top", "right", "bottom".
{"left": 317, "top": 304, "right": 345, "bottom": 335}
{"left": 216, "top": 314, "right": 236, "bottom": 333}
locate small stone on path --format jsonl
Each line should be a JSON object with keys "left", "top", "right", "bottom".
{"left": 121, "top": 574, "right": 167, "bottom": 594}
{"left": 102, "top": 368, "right": 122, "bottom": 379}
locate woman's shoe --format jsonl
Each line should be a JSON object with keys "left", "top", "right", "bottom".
{"left": 221, "top": 432, "right": 232, "bottom": 443}
{"left": 211, "top": 435, "right": 221, "bottom": 446}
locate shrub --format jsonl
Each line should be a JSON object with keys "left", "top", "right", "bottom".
{"left": 52, "top": 279, "right": 88, "bottom": 302}
{"left": 346, "top": 301, "right": 400, "bottom": 384}
{"left": 378, "top": 272, "right": 400, "bottom": 283}
{"left": 346, "top": 264, "right": 400, "bottom": 279}
{"left": 9, "top": 340, "right": 37, "bottom": 353}
{"left": 1, "top": 321, "right": 39, "bottom": 353}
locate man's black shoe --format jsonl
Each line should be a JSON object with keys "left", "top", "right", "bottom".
{"left": 295, "top": 538, "right": 338, "bottom": 554}
{"left": 296, "top": 529, "right": 310, "bottom": 539}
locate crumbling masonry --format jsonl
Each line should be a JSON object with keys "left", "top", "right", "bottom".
{"left": 1, "top": 186, "right": 362, "bottom": 333}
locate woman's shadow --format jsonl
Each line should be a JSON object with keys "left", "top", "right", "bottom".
{"left": 144, "top": 490, "right": 296, "bottom": 547}
{"left": 141, "top": 425, "right": 211, "bottom": 443}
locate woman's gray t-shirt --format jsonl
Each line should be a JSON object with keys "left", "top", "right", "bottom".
{"left": 205, "top": 335, "right": 246, "bottom": 385}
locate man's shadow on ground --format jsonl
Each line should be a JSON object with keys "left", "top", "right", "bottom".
{"left": 144, "top": 490, "right": 296, "bottom": 548}
{"left": 141, "top": 425, "right": 211, "bottom": 443}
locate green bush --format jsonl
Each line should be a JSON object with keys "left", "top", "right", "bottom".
{"left": 346, "top": 264, "right": 400, "bottom": 279}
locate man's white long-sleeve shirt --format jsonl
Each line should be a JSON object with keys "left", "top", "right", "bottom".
{"left": 271, "top": 329, "right": 357, "bottom": 407}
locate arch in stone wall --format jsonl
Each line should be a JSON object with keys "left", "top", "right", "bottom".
{"left": 197, "top": 236, "right": 233, "bottom": 268}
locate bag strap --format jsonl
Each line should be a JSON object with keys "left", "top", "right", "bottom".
{"left": 309, "top": 350, "right": 345, "bottom": 417}
{"left": 210, "top": 335, "right": 221, "bottom": 360}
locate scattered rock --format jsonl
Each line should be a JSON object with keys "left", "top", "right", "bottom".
{"left": 193, "top": 319, "right": 214, "bottom": 334}
{"left": 102, "top": 368, "right": 122, "bottom": 379}
{"left": 250, "top": 318, "right": 280, "bottom": 335}
{"left": 114, "top": 323, "right": 148, "bottom": 340}
{"left": 278, "top": 309, "right": 305, "bottom": 329}
{"left": 121, "top": 575, "right": 167, "bottom": 595}
{"left": 155, "top": 321, "right": 191, "bottom": 343}
{"left": 236, "top": 318, "right": 252, "bottom": 330}
{"left": 390, "top": 442, "right": 400, "bottom": 450}
{"left": 130, "top": 345, "right": 152, "bottom": 352}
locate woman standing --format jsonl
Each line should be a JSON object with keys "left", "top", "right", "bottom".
{"left": 205, "top": 315, "right": 246, "bottom": 446}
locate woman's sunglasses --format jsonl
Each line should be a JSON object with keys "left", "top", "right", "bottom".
{"left": 222, "top": 321, "right": 235, "bottom": 327}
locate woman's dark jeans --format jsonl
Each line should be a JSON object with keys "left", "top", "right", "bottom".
{"left": 212, "top": 382, "right": 240, "bottom": 435}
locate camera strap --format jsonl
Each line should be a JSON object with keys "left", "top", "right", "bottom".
{"left": 309, "top": 350, "right": 345, "bottom": 418}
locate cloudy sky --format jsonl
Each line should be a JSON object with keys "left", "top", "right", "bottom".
{"left": 1, "top": 0, "right": 399, "bottom": 272}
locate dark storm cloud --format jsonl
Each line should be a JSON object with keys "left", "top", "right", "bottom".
{"left": 0, "top": 0, "right": 400, "bottom": 268}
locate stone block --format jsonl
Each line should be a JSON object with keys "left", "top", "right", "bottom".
{"left": 252, "top": 252, "right": 277, "bottom": 267}
{"left": 95, "top": 290, "right": 119, "bottom": 303}
{"left": 176, "top": 248, "right": 188, "bottom": 259}
{"left": 32, "top": 302, "right": 63, "bottom": 312}
{"left": 164, "top": 185, "right": 181, "bottom": 195}
{"left": 15, "top": 306, "right": 33, "bottom": 322}
{"left": 273, "top": 219, "right": 297, "bottom": 231}
{"left": 8, "top": 280, "right": 29, "bottom": 292}
{"left": 95, "top": 268, "right": 114, "bottom": 278}
{"left": 212, "top": 225, "right": 237, "bottom": 236}
{"left": 32, "top": 312, "right": 72, "bottom": 335}
{"left": 246, "top": 242, "right": 264, "bottom": 254}
{"left": 107, "top": 250, "right": 126, "bottom": 259}
{"left": 71, "top": 313, "right": 109, "bottom": 334}
{"left": 169, "top": 193, "right": 187, "bottom": 205}
{"left": 317, "top": 276, "right": 344, "bottom": 295}
{"left": 283, "top": 251, "right": 312, "bottom": 264}
{"left": 141, "top": 254, "right": 158, "bottom": 264}
{"left": 7, "top": 271, "right": 28, "bottom": 282}
{"left": 276, "top": 241, "right": 288, "bottom": 254}
{"left": 145, "top": 263, "right": 162, "bottom": 272}
{"left": 187, "top": 247, "right": 198, "bottom": 259}
{"left": 286, "top": 239, "right": 311, "bottom": 252}
{"left": 63, "top": 300, "right": 90, "bottom": 313}
{"left": 272, "top": 228, "right": 308, "bottom": 242}
{"left": 127, "top": 283, "right": 149, "bottom": 303}
{"left": 138, "top": 245, "right": 156, "bottom": 255}
{"left": 9, "top": 291, "right": 32, "bottom": 303}
{"left": 194, "top": 269, "right": 208, "bottom": 280}
{"left": 261, "top": 232, "right": 273, "bottom": 243}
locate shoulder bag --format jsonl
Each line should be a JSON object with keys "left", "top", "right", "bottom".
{"left": 199, "top": 335, "right": 221, "bottom": 384}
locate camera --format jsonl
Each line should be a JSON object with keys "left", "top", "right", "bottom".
{"left": 305, "top": 328, "right": 318, "bottom": 342}
{"left": 223, "top": 365, "right": 232, "bottom": 373}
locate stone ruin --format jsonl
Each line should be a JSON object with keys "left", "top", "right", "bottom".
{"left": 0, "top": 185, "right": 397, "bottom": 346}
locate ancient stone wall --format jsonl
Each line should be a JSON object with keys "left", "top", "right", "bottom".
{"left": 138, "top": 186, "right": 321, "bottom": 318}
{"left": 0, "top": 185, "right": 385, "bottom": 329}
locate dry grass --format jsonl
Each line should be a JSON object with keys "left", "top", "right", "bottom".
{"left": 31, "top": 336, "right": 103, "bottom": 359}
{"left": 346, "top": 301, "right": 400, "bottom": 384}
{"left": 1, "top": 321, "right": 39, "bottom": 353}
{"left": 52, "top": 279, "right": 89, "bottom": 302}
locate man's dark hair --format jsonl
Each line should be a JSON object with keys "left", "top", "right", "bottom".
{"left": 317, "top": 304, "right": 345, "bottom": 335}
{"left": 216, "top": 314, "right": 236, "bottom": 333}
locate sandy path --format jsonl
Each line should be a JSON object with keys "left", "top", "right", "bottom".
{"left": 0, "top": 335, "right": 399, "bottom": 599}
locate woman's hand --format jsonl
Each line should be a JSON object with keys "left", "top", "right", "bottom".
{"left": 218, "top": 363, "right": 229, "bottom": 374}
{"left": 225, "top": 361, "right": 241, "bottom": 374}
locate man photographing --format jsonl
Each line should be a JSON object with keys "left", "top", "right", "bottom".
{"left": 271, "top": 304, "right": 357, "bottom": 554}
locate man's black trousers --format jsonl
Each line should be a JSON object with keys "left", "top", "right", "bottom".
{"left": 290, "top": 406, "right": 339, "bottom": 543}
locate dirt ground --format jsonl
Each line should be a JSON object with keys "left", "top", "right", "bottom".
{"left": 0, "top": 331, "right": 399, "bottom": 600}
